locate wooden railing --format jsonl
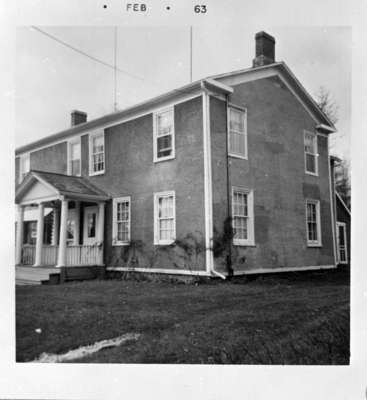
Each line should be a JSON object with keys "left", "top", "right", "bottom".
{"left": 41, "top": 245, "right": 58, "bottom": 265}
{"left": 21, "top": 245, "right": 35, "bottom": 265}
{"left": 66, "top": 245, "right": 103, "bottom": 266}
{"left": 20, "top": 244, "right": 103, "bottom": 266}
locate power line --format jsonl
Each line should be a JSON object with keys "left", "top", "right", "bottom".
{"left": 31, "top": 26, "right": 202, "bottom": 102}
{"left": 31, "top": 26, "right": 148, "bottom": 83}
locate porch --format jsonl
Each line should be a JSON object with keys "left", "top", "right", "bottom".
{"left": 15, "top": 170, "right": 109, "bottom": 269}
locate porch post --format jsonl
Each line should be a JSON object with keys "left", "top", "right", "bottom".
{"left": 56, "top": 199, "right": 69, "bottom": 268}
{"left": 74, "top": 201, "right": 80, "bottom": 245}
{"left": 33, "top": 202, "right": 45, "bottom": 267}
{"left": 97, "top": 202, "right": 105, "bottom": 265}
{"left": 52, "top": 206, "right": 59, "bottom": 245}
{"left": 15, "top": 205, "right": 25, "bottom": 265}
{"left": 97, "top": 202, "right": 105, "bottom": 243}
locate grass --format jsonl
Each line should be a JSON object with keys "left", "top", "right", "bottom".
{"left": 16, "top": 268, "right": 350, "bottom": 364}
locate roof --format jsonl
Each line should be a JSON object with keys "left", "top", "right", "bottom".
{"left": 15, "top": 61, "right": 335, "bottom": 156}
{"left": 15, "top": 170, "right": 109, "bottom": 204}
{"left": 336, "top": 191, "right": 351, "bottom": 216}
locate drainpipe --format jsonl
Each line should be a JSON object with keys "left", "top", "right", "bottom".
{"left": 201, "top": 81, "right": 226, "bottom": 280}
{"left": 225, "top": 94, "right": 233, "bottom": 278}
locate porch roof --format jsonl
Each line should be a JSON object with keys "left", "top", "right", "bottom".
{"left": 15, "top": 170, "right": 110, "bottom": 204}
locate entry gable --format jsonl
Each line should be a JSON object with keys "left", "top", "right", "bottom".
{"left": 15, "top": 173, "right": 60, "bottom": 205}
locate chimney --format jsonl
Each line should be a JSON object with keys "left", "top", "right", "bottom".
{"left": 71, "top": 110, "right": 87, "bottom": 126}
{"left": 252, "top": 31, "right": 276, "bottom": 68}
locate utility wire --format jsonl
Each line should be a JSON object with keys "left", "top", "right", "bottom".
{"left": 31, "top": 26, "right": 200, "bottom": 100}
{"left": 31, "top": 26, "right": 148, "bottom": 83}
{"left": 113, "top": 27, "right": 118, "bottom": 111}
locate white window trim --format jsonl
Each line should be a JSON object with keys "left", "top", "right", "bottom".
{"left": 232, "top": 187, "right": 255, "bottom": 246}
{"left": 336, "top": 221, "right": 348, "bottom": 264}
{"left": 154, "top": 190, "right": 176, "bottom": 245}
{"left": 18, "top": 153, "right": 30, "bottom": 184}
{"left": 304, "top": 130, "right": 319, "bottom": 176}
{"left": 228, "top": 106, "right": 248, "bottom": 160}
{"left": 306, "top": 199, "right": 322, "bottom": 247}
{"left": 67, "top": 137, "right": 81, "bottom": 176}
{"left": 112, "top": 196, "right": 131, "bottom": 246}
{"left": 89, "top": 130, "right": 105, "bottom": 176}
{"left": 153, "top": 107, "right": 175, "bottom": 163}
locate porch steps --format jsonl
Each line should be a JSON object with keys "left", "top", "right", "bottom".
{"left": 15, "top": 266, "right": 105, "bottom": 285}
{"left": 16, "top": 266, "right": 60, "bottom": 286}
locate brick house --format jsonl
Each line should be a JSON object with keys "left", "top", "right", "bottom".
{"left": 15, "top": 31, "right": 340, "bottom": 279}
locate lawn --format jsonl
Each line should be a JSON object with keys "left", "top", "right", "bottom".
{"left": 16, "top": 268, "right": 350, "bottom": 364}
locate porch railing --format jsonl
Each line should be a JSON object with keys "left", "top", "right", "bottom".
{"left": 20, "top": 244, "right": 103, "bottom": 266}
{"left": 65, "top": 245, "right": 103, "bottom": 266}
{"left": 21, "top": 245, "right": 36, "bottom": 265}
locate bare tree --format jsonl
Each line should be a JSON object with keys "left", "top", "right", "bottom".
{"left": 315, "top": 86, "right": 339, "bottom": 125}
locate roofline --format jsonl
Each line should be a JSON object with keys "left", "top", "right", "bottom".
{"left": 212, "top": 61, "right": 336, "bottom": 131}
{"left": 15, "top": 79, "right": 232, "bottom": 156}
{"left": 336, "top": 191, "right": 351, "bottom": 216}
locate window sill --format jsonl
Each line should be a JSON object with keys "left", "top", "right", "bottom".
{"left": 233, "top": 240, "right": 256, "bottom": 247}
{"left": 112, "top": 242, "right": 130, "bottom": 247}
{"left": 307, "top": 243, "right": 322, "bottom": 247}
{"left": 153, "top": 155, "right": 175, "bottom": 163}
{"left": 228, "top": 153, "right": 248, "bottom": 160}
{"left": 154, "top": 240, "right": 175, "bottom": 246}
{"left": 305, "top": 170, "right": 319, "bottom": 177}
{"left": 89, "top": 170, "right": 105, "bottom": 177}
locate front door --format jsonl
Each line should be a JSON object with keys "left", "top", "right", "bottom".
{"left": 83, "top": 206, "right": 98, "bottom": 245}
{"left": 336, "top": 222, "right": 348, "bottom": 264}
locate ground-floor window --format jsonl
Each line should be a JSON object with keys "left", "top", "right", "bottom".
{"left": 232, "top": 187, "right": 255, "bottom": 246}
{"left": 154, "top": 191, "right": 176, "bottom": 245}
{"left": 336, "top": 221, "right": 348, "bottom": 264}
{"left": 306, "top": 199, "right": 322, "bottom": 246}
{"left": 112, "top": 196, "right": 131, "bottom": 245}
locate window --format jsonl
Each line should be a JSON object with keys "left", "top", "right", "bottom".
{"left": 67, "top": 138, "right": 81, "bottom": 176}
{"left": 112, "top": 197, "right": 131, "bottom": 245}
{"left": 154, "top": 191, "right": 175, "bottom": 244}
{"left": 306, "top": 199, "right": 322, "bottom": 246}
{"left": 19, "top": 153, "right": 30, "bottom": 183}
{"left": 89, "top": 131, "right": 105, "bottom": 175}
{"left": 336, "top": 222, "right": 348, "bottom": 264}
{"left": 304, "top": 131, "right": 318, "bottom": 175}
{"left": 232, "top": 187, "right": 255, "bottom": 246}
{"left": 228, "top": 107, "right": 247, "bottom": 159}
{"left": 153, "top": 108, "right": 175, "bottom": 162}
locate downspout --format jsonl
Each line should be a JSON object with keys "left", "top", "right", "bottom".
{"left": 201, "top": 81, "right": 226, "bottom": 280}
{"left": 225, "top": 94, "right": 233, "bottom": 278}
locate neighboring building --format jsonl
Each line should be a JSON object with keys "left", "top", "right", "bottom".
{"left": 15, "top": 31, "right": 340, "bottom": 278}
{"left": 330, "top": 155, "right": 351, "bottom": 265}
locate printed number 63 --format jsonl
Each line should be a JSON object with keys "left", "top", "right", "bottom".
{"left": 194, "top": 5, "right": 207, "bottom": 13}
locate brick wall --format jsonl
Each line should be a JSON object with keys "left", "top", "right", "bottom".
{"left": 30, "top": 142, "right": 67, "bottom": 174}
{"left": 82, "top": 96, "right": 206, "bottom": 270}
{"left": 210, "top": 76, "right": 335, "bottom": 272}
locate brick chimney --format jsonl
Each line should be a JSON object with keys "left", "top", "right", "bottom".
{"left": 252, "top": 31, "right": 276, "bottom": 67}
{"left": 71, "top": 110, "right": 87, "bottom": 126}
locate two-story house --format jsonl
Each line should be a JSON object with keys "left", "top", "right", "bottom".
{"left": 15, "top": 31, "right": 338, "bottom": 281}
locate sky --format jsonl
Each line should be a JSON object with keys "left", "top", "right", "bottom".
{"left": 15, "top": 26, "right": 351, "bottom": 159}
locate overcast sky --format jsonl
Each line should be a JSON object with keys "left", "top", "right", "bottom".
{"left": 16, "top": 26, "right": 351, "bottom": 159}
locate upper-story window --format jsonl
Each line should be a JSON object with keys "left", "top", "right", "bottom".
{"left": 304, "top": 131, "right": 318, "bottom": 175}
{"left": 153, "top": 108, "right": 175, "bottom": 162}
{"left": 67, "top": 138, "right": 81, "bottom": 176}
{"left": 18, "top": 153, "right": 30, "bottom": 184}
{"left": 89, "top": 131, "right": 105, "bottom": 175}
{"left": 228, "top": 106, "right": 247, "bottom": 159}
